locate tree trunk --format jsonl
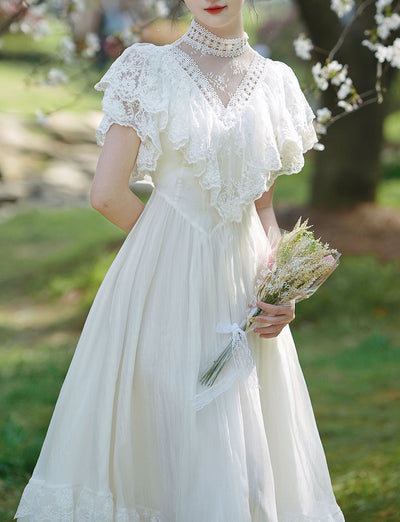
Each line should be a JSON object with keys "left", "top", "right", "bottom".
{"left": 295, "top": 0, "right": 390, "bottom": 209}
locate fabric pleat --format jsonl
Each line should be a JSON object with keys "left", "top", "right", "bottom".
{"left": 16, "top": 187, "right": 344, "bottom": 521}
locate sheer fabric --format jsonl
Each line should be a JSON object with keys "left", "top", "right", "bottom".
{"left": 15, "top": 19, "right": 344, "bottom": 522}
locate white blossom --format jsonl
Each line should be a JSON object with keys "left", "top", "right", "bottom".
{"left": 46, "top": 68, "right": 69, "bottom": 86}
{"left": 312, "top": 60, "right": 351, "bottom": 95}
{"left": 32, "top": 19, "right": 51, "bottom": 40}
{"left": 82, "top": 33, "right": 101, "bottom": 58}
{"left": 316, "top": 107, "right": 332, "bottom": 123}
{"left": 15, "top": 19, "right": 50, "bottom": 39}
{"left": 338, "top": 100, "right": 355, "bottom": 112}
{"left": 362, "top": 0, "right": 400, "bottom": 70}
{"left": 375, "top": 43, "right": 393, "bottom": 62}
{"left": 326, "top": 60, "right": 342, "bottom": 74}
{"left": 330, "top": 0, "right": 355, "bottom": 18}
{"left": 328, "top": 61, "right": 348, "bottom": 85}
{"left": 35, "top": 109, "right": 48, "bottom": 126}
{"left": 337, "top": 78, "right": 353, "bottom": 99}
{"left": 374, "top": 39, "right": 400, "bottom": 68}
{"left": 312, "top": 62, "right": 329, "bottom": 91}
{"left": 30, "top": 4, "right": 47, "bottom": 17}
{"left": 71, "top": 0, "right": 85, "bottom": 12}
{"left": 313, "top": 142, "right": 326, "bottom": 151}
{"left": 376, "top": 0, "right": 392, "bottom": 11}
{"left": 391, "top": 38, "right": 400, "bottom": 68}
{"left": 119, "top": 29, "right": 141, "bottom": 47}
{"left": 59, "top": 35, "right": 76, "bottom": 63}
{"left": 375, "top": 12, "right": 400, "bottom": 40}
{"left": 9, "top": 22, "right": 19, "bottom": 33}
{"left": 13, "top": 3, "right": 51, "bottom": 41}
{"left": 362, "top": 39, "right": 377, "bottom": 51}
{"left": 61, "top": 36, "right": 76, "bottom": 54}
{"left": 316, "top": 122, "right": 328, "bottom": 135}
{"left": 153, "top": 0, "right": 169, "bottom": 17}
{"left": 293, "top": 34, "right": 314, "bottom": 61}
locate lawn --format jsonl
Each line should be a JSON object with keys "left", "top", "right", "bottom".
{"left": 0, "top": 59, "right": 102, "bottom": 116}
{"left": 0, "top": 204, "right": 399, "bottom": 521}
{"left": 0, "top": 19, "right": 101, "bottom": 116}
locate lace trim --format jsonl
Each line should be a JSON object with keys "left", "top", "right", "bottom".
{"left": 182, "top": 18, "right": 249, "bottom": 57}
{"left": 94, "top": 43, "right": 169, "bottom": 183}
{"left": 94, "top": 44, "right": 318, "bottom": 223}
{"left": 14, "top": 479, "right": 162, "bottom": 521}
{"left": 14, "top": 480, "right": 344, "bottom": 522}
{"left": 167, "top": 46, "right": 265, "bottom": 115}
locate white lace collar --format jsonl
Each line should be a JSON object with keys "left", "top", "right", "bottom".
{"left": 182, "top": 18, "right": 249, "bottom": 57}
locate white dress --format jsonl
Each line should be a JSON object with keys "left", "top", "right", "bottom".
{"left": 15, "top": 19, "right": 345, "bottom": 522}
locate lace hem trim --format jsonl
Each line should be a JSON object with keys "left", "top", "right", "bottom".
{"left": 14, "top": 478, "right": 344, "bottom": 522}
{"left": 15, "top": 479, "right": 162, "bottom": 522}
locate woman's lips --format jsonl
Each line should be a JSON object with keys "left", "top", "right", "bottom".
{"left": 205, "top": 6, "right": 226, "bottom": 14}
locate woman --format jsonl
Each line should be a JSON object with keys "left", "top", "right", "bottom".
{"left": 15, "top": 1, "right": 345, "bottom": 520}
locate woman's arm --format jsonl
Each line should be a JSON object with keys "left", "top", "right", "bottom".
{"left": 253, "top": 182, "right": 295, "bottom": 338}
{"left": 90, "top": 124, "right": 145, "bottom": 233}
{"left": 254, "top": 181, "right": 280, "bottom": 240}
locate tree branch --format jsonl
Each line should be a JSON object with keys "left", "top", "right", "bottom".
{"left": 328, "top": 0, "right": 376, "bottom": 60}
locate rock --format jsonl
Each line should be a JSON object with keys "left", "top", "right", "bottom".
{"left": 45, "top": 111, "right": 101, "bottom": 144}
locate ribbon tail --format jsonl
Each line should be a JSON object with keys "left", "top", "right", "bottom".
{"left": 193, "top": 371, "right": 239, "bottom": 411}
{"left": 193, "top": 333, "right": 258, "bottom": 411}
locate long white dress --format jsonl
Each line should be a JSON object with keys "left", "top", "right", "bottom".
{"left": 15, "top": 19, "right": 345, "bottom": 522}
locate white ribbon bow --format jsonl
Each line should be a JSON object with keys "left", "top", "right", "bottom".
{"left": 193, "top": 321, "right": 259, "bottom": 411}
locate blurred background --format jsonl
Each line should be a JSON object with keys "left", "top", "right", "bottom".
{"left": 0, "top": 0, "right": 399, "bottom": 520}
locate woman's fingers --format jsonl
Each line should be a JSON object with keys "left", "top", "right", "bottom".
{"left": 256, "top": 301, "right": 294, "bottom": 316}
{"left": 254, "top": 315, "right": 290, "bottom": 324}
{"left": 254, "top": 325, "right": 285, "bottom": 337}
{"left": 254, "top": 302, "right": 294, "bottom": 322}
{"left": 253, "top": 300, "right": 295, "bottom": 338}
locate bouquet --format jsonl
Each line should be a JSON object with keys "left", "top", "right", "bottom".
{"left": 198, "top": 218, "right": 340, "bottom": 393}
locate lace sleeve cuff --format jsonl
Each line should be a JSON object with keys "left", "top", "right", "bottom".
{"left": 94, "top": 44, "right": 168, "bottom": 182}
{"left": 271, "top": 61, "right": 318, "bottom": 181}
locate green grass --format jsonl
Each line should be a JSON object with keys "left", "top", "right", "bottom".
{"left": 0, "top": 18, "right": 68, "bottom": 58}
{"left": 288, "top": 254, "right": 400, "bottom": 520}
{"left": 273, "top": 162, "right": 312, "bottom": 206}
{"left": 0, "top": 207, "right": 124, "bottom": 304}
{"left": 0, "top": 18, "right": 102, "bottom": 116}
{"left": 384, "top": 110, "right": 400, "bottom": 146}
{"left": 0, "top": 59, "right": 102, "bottom": 116}
{"left": 0, "top": 206, "right": 399, "bottom": 521}
{"left": 0, "top": 207, "right": 125, "bottom": 520}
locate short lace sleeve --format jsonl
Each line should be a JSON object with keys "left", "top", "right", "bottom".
{"left": 272, "top": 61, "right": 318, "bottom": 179}
{"left": 94, "top": 43, "right": 168, "bottom": 181}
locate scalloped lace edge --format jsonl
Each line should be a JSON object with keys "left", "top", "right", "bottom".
{"left": 14, "top": 480, "right": 162, "bottom": 522}
{"left": 94, "top": 45, "right": 318, "bottom": 223}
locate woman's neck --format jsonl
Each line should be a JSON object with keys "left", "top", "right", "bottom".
{"left": 193, "top": 15, "right": 244, "bottom": 40}
{"left": 182, "top": 18, "right": 249, "bottom": 57}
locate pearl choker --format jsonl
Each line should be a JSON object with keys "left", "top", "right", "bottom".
{"left": 182, "top": 19, "right": 249, "bottom": 57}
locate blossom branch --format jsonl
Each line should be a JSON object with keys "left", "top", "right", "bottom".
{"left": 295, "top": 0, "right": 400, "bottom": 142}
{"left": 328, "top": 0, "right": 376, "bottom": 60}
{"left": 0, "top": 0, "right": 30, "bottom": 35}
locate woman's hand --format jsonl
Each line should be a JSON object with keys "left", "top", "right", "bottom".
{"left": 252, "top": 301, "right": 295, "bottom": 339}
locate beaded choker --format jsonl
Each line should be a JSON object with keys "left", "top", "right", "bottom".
{"left": 182, "top": 19, "right": 249, "bottom": 57}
